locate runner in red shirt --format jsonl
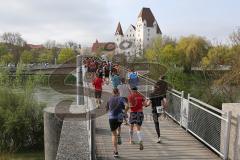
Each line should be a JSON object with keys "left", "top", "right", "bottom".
{"left": 127, "top": 87, "right": 150, "bottom": 150}
{"left": 92, "top": 74, "right": 104, "bottom": 108}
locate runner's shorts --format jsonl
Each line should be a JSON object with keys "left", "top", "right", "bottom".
{"left": 109, "top": 119, "right": 122, "bottom": 131}
{"left": 129, "top": 112, "right": 144, "bottom": 126}
{"left": 95, "top": 90, "right": 102, "bottom": 98}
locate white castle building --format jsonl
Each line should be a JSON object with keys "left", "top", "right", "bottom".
{"left": 115, "top": 7, "right": 162, "bottom": 57}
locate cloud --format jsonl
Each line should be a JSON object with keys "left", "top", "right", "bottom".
{"left": 0, "top": 0, "right": 115, "bottom": 45}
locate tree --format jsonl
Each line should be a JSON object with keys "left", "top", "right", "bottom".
{"left": 176, "top": 35, "right": 211, "bottom": 72}
{"left": 57, "top": 48, "right": 75, "bottom": 64}
{"left": 201, "top": 45, "right": 231, "bottom": 68}
{"left": 1, "top": 53, "right": 14, "bottom": 64}
{"left": 20, "top": 50, "right": 33, "bottom": 64}
{"left": 144, "top": 37, "right": 164, "bottom": 62}
{"left": 230, "top": 28, "right": 240, "bottom": 46}
{"left": 38, "top": 49, "right": 54, "bottom": 63}
{"left": 162, "top": 35, "right": 177, "bottom": 47}
{"left": 44, "top": 40, "right": 56, "bottom": 49}
{"left": 0, "top": 44, "right": 8, "bottom": 57}
{"left": 1, "top": 32, "right": 25, "bottom": 46}
{"left": 161, "top": 44, "right": 179, "bottom": 66}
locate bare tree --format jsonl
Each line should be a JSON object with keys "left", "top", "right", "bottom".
{"left": 64, "top": 41, "right": 79, "bottom": 50}
{"left": 1, "top": 32, "right": 25, "bottom": 46}
{"left": 230, "top": 28, "right": 240, "bottom": 46}
{"left": 44, "top": 40, "right": 56, "bottom": 49}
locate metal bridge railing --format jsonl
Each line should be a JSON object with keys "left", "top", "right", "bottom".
{"left": 166, "top": 90, "right": 231, "bottom": 160}
{"left": 119, "top": 65, "right": 231, "bottom": 159}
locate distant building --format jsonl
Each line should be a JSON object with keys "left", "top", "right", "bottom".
{"left": 115, "top": 7, "right": 162, "bottom": 57}
{"left": 91, "top": 39, "right": 115, "bottom": 56}
{"left": 91, "top": 39, "right": 107, "bottom": 53}
{"left": 27, "top": 44, "right": 44, "bottom": 49}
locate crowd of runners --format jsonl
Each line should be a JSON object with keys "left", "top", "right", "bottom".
{"left": 83, "top": 57, "right": 168, "bottom": 158}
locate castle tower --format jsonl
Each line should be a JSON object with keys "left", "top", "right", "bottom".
{"left": 114, "top": 7, "right": 162, "bottom": 57}
{"left": 115, "top": 22, "right": 124, "bottom": 54}
{"left": 135, "top": 7, "right": 162, "bottom": 53}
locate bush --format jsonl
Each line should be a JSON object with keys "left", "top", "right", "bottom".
{"left": 0, "top": 87, "right": 44, "bottom": 152}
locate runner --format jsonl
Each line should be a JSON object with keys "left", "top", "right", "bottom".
{"left": 92, "top": 73, "right": 104, "bottom": 108}
{"left": 128, "top": 68, "right": 139, "bottom": 88}
{"left": 96, "top": 66, "right": 103, "bottom": 79}
{"left": 106, "top": 88, "right": 126, "bottom": 158}
{"left": 117, "top": 78, "right": 130, "bottom": 125}
{"left": 149, "top": 75, "right": 168, "bottom": 143}
{"left": 127, "top": 87, "right": 150, "bottom": 150}
{"left": 111, "top": 71, "right": 121, "bottom": 89}
{"left": 89, "top": 59, "right": 97, "bottom": 79}
{"left": 103, "top": 63, "right": 110, "bottom": 85}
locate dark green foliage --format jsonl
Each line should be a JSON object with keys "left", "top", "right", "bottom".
{"left": 64, "top": 74, "right": 76, "bottom": 84}
{"left": 0, "top": 64, "right": 46, "bottom": 152}
{"left": 0, "top": 87, "right": 44, "bottom": 152}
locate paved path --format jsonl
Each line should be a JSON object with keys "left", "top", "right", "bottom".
{"left": 93, "top": 82, "right": 221, "bottom": 160}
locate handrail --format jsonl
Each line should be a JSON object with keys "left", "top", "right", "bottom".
{"left": 189, "top": 96, "right": 226, "bottom": 115}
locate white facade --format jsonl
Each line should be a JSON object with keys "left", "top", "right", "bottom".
{"left": 115, "top": 8, "right": 162, "bottom": 57}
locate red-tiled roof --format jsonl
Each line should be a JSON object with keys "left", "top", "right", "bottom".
{"left": 115, "top": 22, "right": 124, "bottom": 36}
{"left": 27, "top": 44, "right": 44, "bottom": 49}
{"left": 138, "top": 7, "right": 162, "bottom": 34}
{"left": 91, "top": 39, "right": 115, "bottom": 53}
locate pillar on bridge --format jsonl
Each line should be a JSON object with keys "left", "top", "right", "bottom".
{"left": 44, "top": 107, "right": 63, "bottom": 160}
{"left": 77, "top": 55, "right": 84, "bottom": 105}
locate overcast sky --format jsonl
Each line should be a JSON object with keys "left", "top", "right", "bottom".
{"left": 0, "top": 0, "right": 239, "bottom": 46}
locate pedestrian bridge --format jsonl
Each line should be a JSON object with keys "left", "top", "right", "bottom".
{"left": 43, "top": 57, "right": 231, "bottom": 160}
{"left": 94, "top": 84, "right": 222, "bottom": 160}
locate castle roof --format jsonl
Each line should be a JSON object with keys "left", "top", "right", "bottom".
{"left": 138, "top": 7, "right": 162, "bottom": 34}
{"left": 115, "top": 22, "right": 124, "bottom": 36}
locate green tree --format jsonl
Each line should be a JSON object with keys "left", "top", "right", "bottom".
{"left": 20, "top": 50, "right": 33, "bottom": 64}
{"left": 161, "top": 44, "right": 179, "bottom": 66}
{"left": 0, "top": 44, "right": 8, "bottom": 57}
{"left": 57, "top": 48, "right": 75, "bottom": 64}
{"left": 144, "top": 37, "right": 164, "bottom": 62}
{"left": 176, "top": 35, "right": 211, "bottom": 72}
{"left": 38, "top": 49, "right": 54, "bottom": 63}
{"left": 201, "top": 45, "right": 231, "bottom": 68}
{"left": 1, "top": 53, "right": 14, "bottom": 64}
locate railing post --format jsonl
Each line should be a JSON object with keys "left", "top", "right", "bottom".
{"left": 186, "top": 93, "right": 190, "bottom": 131}
{"left": 234, "top": 114, "right": 240, "bottom": 160}
{"left": 224, "top": 111, "right": 232, "bottom": 160}
{"left": 77, "top": 55, "right": 84, "bottom": 105}
{"left": 180, "top": 91, "right": 184, "bottom": 127}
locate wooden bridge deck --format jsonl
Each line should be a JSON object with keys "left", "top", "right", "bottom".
{"left": 93, "top": 83, "right": 221, "bottom": 160}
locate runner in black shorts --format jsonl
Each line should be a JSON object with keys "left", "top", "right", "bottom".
{"left": 129, "top": 112, "right": 144, "bottom": 126}
{"left": 127, "top": 87, "right": 150, "bottom": 150}
{"left": 95, "top": 90, "right": 102, "bottom": 99}
{"left": 106, "top": 89, "right": 126, "bottom": 158}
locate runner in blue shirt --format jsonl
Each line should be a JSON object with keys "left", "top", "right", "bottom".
{"left": 106, "top": 88, "right": 126, "bottom": 158}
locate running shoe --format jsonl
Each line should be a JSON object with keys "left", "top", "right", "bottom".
{"left": 113, "top": 151, "right": 119, "bottom": 158}
{"left": 157, "top": 137, "right": 161, "bottom": 143}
